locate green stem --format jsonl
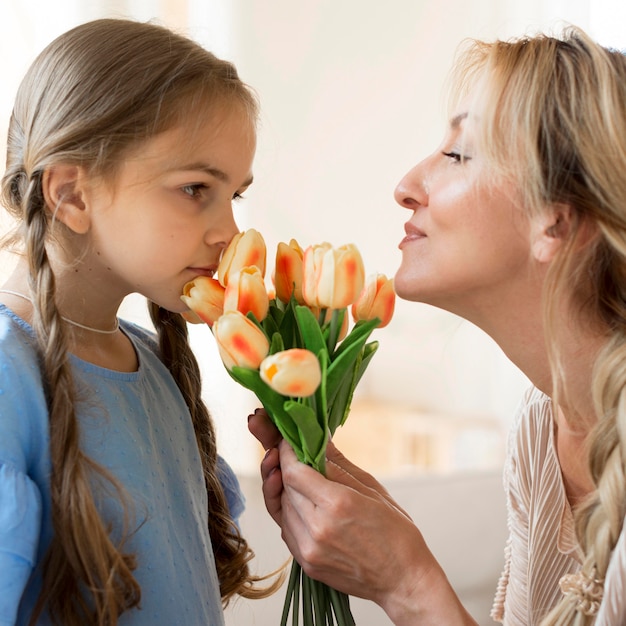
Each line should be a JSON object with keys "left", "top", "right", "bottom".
{"left": 302, "top": 571, "right": 314, "bottom": 626}
{"left": 281, "top": 560, "right": 300, "bottom": 626}
{"left": 329, "top": 588, "right": 356, "bottom": 626}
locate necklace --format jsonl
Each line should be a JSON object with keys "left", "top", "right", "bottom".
{"left": 0, "top": 289, "right": 120, "bottom": 335}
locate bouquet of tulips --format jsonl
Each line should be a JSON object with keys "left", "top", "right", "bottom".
{"left": 181, "top": 229, "right": 395, "bottom": 626}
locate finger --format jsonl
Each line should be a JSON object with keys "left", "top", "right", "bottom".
{"left": 261, "top": 475, "right": 284, "bottom": 526}
{"left": 248, "top": 407, "right": 282, "bottom": 450}
{"left": 260, "top": 446, "right": 280, "bottom": 483}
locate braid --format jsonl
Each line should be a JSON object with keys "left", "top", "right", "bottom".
{"left": 21, "top": 173, "right": 141, "bottom": 626}
{"left": 148, "top": 302, "right": 281, "bottom": 603}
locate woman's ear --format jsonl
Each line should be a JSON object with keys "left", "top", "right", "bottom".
{"left": 531, "top": 203, "right": 575, "bottom": 264}
{"left": 42, "top": 164, "right": 91, "bottom": 234}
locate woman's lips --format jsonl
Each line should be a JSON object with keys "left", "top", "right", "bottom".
{"left": 399, "top": 222, "right": 426, "bottom": 249}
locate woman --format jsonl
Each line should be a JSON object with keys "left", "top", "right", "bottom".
{"left": 249, "top": 26, "right": 626, "bottom": 625}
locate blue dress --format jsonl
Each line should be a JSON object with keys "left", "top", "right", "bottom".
{"left": 0, "top": 304, "right": 244, "bottom": 626}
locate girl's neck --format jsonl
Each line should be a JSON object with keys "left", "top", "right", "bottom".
{"left": 0, "top": 261, "right": 138, "bottom": 372}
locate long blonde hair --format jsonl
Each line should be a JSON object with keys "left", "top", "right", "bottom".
{"left": 1, "top": 18, "right": 278, "bottom": 625}
{"left": 450, "top": 27, "right": 626, "bottom": 625}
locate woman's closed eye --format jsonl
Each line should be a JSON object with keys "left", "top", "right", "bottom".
{"left": 442, "top": 151, "right": 471, "bottom": 163}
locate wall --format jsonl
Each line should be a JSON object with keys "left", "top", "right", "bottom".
{"left": 1, "top": 0, "right": 622, "bottom": 475}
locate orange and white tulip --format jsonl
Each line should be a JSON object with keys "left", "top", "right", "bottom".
{"left": 218, "top": 229, "right": 266, "bottom": 287}
{"left": 260, "top": 348, "right": 322, "bottom": 397}
{"left": 180, "top": 276, "right": 225, "bottom": 327}
{"left": 351, "top": 274, "right": 396, "bottom": 328}
{"left": 274, "top": 239, "right": 305, "bottom": 304}
{"left": 302, "top": 242, "right": 365, "bottom": 309}
{"left": 224, "top": 266, "right": 270, "bottom": 321}
{"left": 213, "top": 311, "right": 270, "bottom": 371}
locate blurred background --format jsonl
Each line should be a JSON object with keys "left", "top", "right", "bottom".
{"left": 1, "top": 1, "right": 624, "bottom": 624}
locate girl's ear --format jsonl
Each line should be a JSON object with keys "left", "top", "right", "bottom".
{"left": 531, "top": 203, "right": 575, "bottom": 264}
{"left": 42, "top": 164, "right": 91, "bottom": 234}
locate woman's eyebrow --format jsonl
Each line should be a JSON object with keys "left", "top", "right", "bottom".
{"left": 450, "top": 112, "right": 469, "bottom": 129}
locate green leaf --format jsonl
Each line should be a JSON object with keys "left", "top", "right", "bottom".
{"left": 351, "top": 341, "right": 379, "bottom": 391}
{"left": 269, "top": 331, "right": 285, "bottom": 355}
{"left": 262, "top": 310, "right": 281, "bottom": 339}
{"left": 327, "top": 340, "right": 380, "bottom": 434}
{"left": 284, "top": 400, "right": 327, "bottom": 471}
{"left": 332, "top": 318, "right": 379, "bottom": 360}
{"left": 228, "top": 367, "right": 302, "bottom": 457}
{"left": 278, "top": 298, "right": 301, "bottom": 349}
{"left": 326, "top": 308, "right": 346, "bottom": 354}
{"left": 294, "top": 305, "right": 327, "bottom": 356}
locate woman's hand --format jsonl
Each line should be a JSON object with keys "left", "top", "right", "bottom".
{"left": 247, "top": 408, "right": 477, "bottom": 626}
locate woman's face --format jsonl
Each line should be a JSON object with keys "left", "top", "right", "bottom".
{"left": 393, "top": 103, "right": 535, "bottom": 320}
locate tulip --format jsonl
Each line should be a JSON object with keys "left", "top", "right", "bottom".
{"left": 260, "top": 349, "right": 322, "bottom": 397}
{"left": 224, "top": 266, "right": 270, "bottom": 321}
{"left": 180, "top": 276, "right": 225, "bottom": 327}
{"left": 213, "top": 311, "right": 270, "bottom": 371}
{"left": 274, "top": 239, "right": 305, "bottom": 304}
{"left": 180, "top": 310, "right": 204, "bottom": 324}
{"left": 351, "top": 274, "right": 396, "bottom": 328}
{"left": 218, "top": 229, "right": 266, "bottom": 287}
{"left": 302, "top": 243, "right": 365, "bottom": 309}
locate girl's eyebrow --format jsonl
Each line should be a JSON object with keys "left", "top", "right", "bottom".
{"left": 450, "top": 112, "right": 468, "bottom": 129}
{"left": 177, "top": 162, "right": 254, "bottom": 187}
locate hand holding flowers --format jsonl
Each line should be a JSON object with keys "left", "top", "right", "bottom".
{"left": 181, "top": 228, "right": 395, "bottom": 625}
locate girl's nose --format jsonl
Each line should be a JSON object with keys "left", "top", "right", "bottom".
{"left": 207, "top": 205, "right": 239, "bottom": 249}
{"left": 394, "top": 160, "right": 428, "bottom": 211}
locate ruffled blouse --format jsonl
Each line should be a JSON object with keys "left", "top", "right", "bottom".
{"left": 491, "top": 386, "right": 626, "bottom": 625}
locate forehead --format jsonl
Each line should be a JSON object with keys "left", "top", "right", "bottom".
{"left": 129, "top": 107, "right": 256, "bottom": 167}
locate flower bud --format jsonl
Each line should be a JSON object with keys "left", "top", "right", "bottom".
{"left": 224, "top": 266, "right": 270, "bottom": 321}
{"left": 213, "top": 311, "right": 270, "bottom": 371}
{"left": 180, "top": 276, "right": 225, "bottom": 327}
{"left": 302, "top": 243, "right": 365, "bottom": 309}
{"left": 274, "top": 239, "right": 304, "bottom": 304}
{"left": 260, "top": 349, "right": 321, "bottom": 397}
{"left": 351, "top": 274, "right": 396, "bottom": 328}
{"left": 218, "top": 229, "right": 266, "bottom": 287}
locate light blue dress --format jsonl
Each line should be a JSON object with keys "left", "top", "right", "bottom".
{"left": 0, "top": 304, "right": 244, "bottom": 626}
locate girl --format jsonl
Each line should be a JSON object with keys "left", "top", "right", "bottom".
{"left": 0, "top": 18, "right": 277, "bottom": 626}
{"left": 249, "top": 26, "right": 626, "bottom": 625}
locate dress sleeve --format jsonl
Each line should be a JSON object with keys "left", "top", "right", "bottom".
{"left": 216, "top": 456, "right": 245, "bottom": 528}
{"left": 0, "top": 463, "right": 42, "bottom": 626}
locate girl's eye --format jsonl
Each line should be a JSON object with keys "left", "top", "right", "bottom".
{"left": 232, "top": 191, "right": 246, "bottom": 202}
{"left": 442, "top": 151, "right": 471, "bottom": 163}
{"left": 181, "top": 183, "right": 207, "bottom": 198}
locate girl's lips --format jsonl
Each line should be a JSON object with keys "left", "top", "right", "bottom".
{"left": 188, "top": 267, "right": 216, "bottom": 278}
{"left": 399, "top": 223, "right": 426, "bottom": 249}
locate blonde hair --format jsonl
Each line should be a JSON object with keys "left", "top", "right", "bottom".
{"left": 1, "top": 18, "right": 279, "bottom": 625}
{"left": 450, "top": 28, "right": 626, "bottom": 625}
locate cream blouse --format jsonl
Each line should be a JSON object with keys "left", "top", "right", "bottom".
{"left": 490, "top": 386, "right": 626, "bottom": 625}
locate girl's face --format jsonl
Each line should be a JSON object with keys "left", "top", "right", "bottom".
{"left": 82, "top": 106, "right": 256, "bottom": 313}
{"left": 393, "top": 104, "right": 535, "bottom": 321}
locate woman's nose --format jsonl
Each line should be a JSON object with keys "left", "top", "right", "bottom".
{"left": 394, "top": 160, "right": 428, "bottom": 210}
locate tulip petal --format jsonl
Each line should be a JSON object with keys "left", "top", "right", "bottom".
{"left": 213, "top": 311, "right": 269, "bottom": 370}
{"left": 260, "top": 348, "right": 321, "bottom": 397}
{"left": 181, "top": 276, "right": 225, "bottom": 327}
